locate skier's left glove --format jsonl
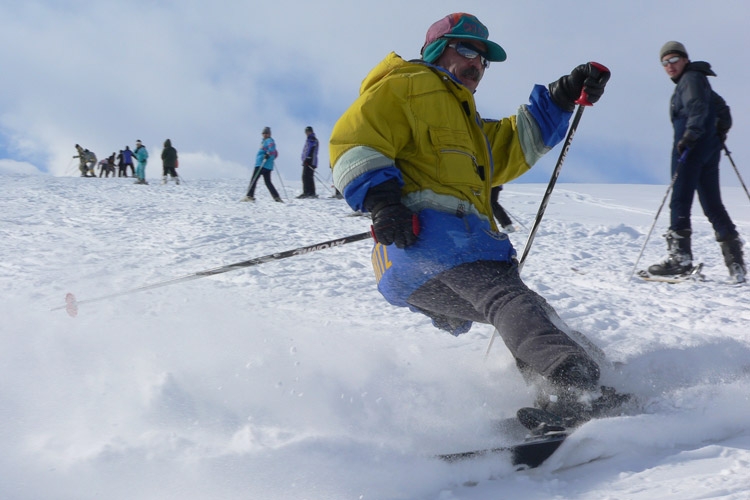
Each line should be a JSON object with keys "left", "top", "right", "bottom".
{"left": 717, "top": 127, "right": 728, "bottom": 144}
{"left": 549, "top": 63, "right": 610, "bottom": 112}
{"left": 364, "top": 179, "right": 419, "bottom": 248}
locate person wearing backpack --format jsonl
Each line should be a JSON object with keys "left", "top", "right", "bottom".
{"left": 133, "top": 139, "right": 149, "bottom": 185}
{"left": 73, "top": 144, "right": 97, "bottom": 177}
{"left": 161, "top": 139, "right": 180, "bottom": 185}
{"left": 241, "top": 127, "right": 283, "bottom": 202}
{"left": 648, "top": 41, "right": 745, "bottom": 283}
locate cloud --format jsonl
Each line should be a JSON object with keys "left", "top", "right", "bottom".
{"left": 0, "top": 159, "right": 44, "bottom": 176}
{"left": 1, "top": 0, "right": 748, "bottom": 185}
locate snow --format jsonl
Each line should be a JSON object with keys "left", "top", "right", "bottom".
{"left": 1, "top": 172, "right": 749, "bottom": 500}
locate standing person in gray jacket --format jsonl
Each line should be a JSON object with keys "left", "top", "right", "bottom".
{"left": 648, "top": 41, "right": 745, "bottom": 283}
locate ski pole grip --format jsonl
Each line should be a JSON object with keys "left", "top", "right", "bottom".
{"left": 575, "top": 61, "right": 610, "bottom": 107}
{"left": 678, "top": 149, "right": 690, "bottom": 164}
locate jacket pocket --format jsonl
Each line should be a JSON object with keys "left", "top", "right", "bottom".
{"left": 428, "top": 128, "right": 483, "bottom": 188}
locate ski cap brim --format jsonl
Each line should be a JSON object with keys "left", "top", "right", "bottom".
{"left": 421, "top": 13, "right": 507, "bottom": 64}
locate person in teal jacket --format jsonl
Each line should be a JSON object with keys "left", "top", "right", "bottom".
{"left": 133, "top": 140, "right": 149, "bottom": 185}
{"left": 242, "top": 127, "right": 283, "bottom": 202}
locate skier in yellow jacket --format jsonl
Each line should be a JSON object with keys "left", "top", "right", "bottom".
{"left": 330, "top": 13, "right": 618, "bottom": 422}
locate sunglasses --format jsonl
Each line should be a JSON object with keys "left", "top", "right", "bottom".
{"left": 661, "top": 55, "right": 682, "bottom": 67}
{"left": 448, "top": 42, "right": 490, "bottom": 69}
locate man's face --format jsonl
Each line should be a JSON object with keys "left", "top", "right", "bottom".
{"left": 435, "top": 39, "right": 488, "bottom": 93}
{"left": 662, "top": 53, "right": 688, "bottom": 79}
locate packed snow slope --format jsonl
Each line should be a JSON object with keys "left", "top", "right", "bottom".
{"left": 1, "top": 173, "right": 749, "bottom": 500}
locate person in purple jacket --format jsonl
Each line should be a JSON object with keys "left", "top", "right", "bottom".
{"left": 121, "top": 145, "right": 135, "bottom": 177}
{"left": 296, "top": 126, "right": 319, "bottom": 199}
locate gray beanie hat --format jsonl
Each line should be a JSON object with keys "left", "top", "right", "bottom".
{"left": 660, "top": 41, "right": 688, "bottom": 60}
{"left": 262, "top": 126, "right": 271, "bottom": 135}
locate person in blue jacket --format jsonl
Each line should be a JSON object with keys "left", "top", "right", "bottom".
{"left": 648, "top": 41, "right": 745, "bottom": 283}
{"left": 242, "top": 127, "right": 283, "bottom": 202}
{"left": 120, "top": 146, "right": 135, "bottom": 177}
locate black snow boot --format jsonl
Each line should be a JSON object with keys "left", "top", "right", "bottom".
{"left": 533, "top": 357, "right": 601, "bottom": 425}
{"left": 647, "top": 229, "right": 693, "bottom": 275}
{"left": 719, "top": 235, "right": 746, "bottom": 283}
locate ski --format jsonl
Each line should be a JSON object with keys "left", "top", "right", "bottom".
{"left": 637, "top": 262, "right": 705, "bottom": 283}
{"left": 438, "top": 387, "right": 632, "bottom": 469}
{"left": 436, "top": 430, "right": 568, "bottom": 469}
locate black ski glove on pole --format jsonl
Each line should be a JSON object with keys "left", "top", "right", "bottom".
{"left": 677, "top": 134, "right": 697, "bottom": 155}
{"left": 364, "top": 179, "right": 419, "bottom": 248}
{"left": 549, "top": 63, "right": 611, "bottom": 112}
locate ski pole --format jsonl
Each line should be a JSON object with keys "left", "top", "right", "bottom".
{"left": 274, "top": 168, "right": 290, "bottom": 200}
{"left": 312, "top": 169, "right": 334, "bottom": 195}
{"left": 723, "top": 145, "right": 750, "bottom": 204}
{"left": 628, "top": 150, "right": 688, "bottom": 281}
{"left": 246, "top": 165, "right": 264, "bottom": 195}
{"left": 517, "top": 62, "right": 610, "bottom": 272}
{"left": 53, "top": 231, "right": 373, "bottom": 317}
{"left": 506, "top": 208, "right": 528, "bottom": 231}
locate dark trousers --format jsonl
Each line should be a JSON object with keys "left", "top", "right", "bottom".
{"left": 302, "top": 165, "right": 316, "bottom": 195}
{"left": 163, "top": 165, "right": 179, "bottom": 178}
{"left": 406, "top": 260, "right": 597, "bottom": 380}
{"left": 491, "top": 186, "right": 513, "bottom": 227}
{"left": 670, "top": 149, "right": 737, "bottom": 241}
{"left": 247, "top": 167, "right": 280, "bottom": 199}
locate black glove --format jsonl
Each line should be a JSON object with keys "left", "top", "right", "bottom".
{"left": 718, "top": 128, "right": 728, "bottom": 144}
{"left": 263, "top": 154, "right": 270, "bottom": 161}
{"left": 364, "top": 179, "right": 418, "bottom": 248}
{"left": 549, "top": 63, "right": 610, "bottom": 112}
{"left": 303, "top": 158, "right": 312, "bottom": 167}
{"left": 677, "top": 135, "right": 696, "bottom": 156}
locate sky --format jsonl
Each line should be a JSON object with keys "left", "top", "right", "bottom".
{"left": 1, "top": 0, "right": 749, "bottom": 186}
{"left": 2, "top": 174, "right": 749, "bottom": 499}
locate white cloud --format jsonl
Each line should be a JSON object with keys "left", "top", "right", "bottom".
{"left": 0, "top": 159, "right": 43, "bottom": 176}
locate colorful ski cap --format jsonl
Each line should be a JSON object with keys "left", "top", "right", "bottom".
{"left": 421, "top": 13, "right": 507, "bottom": 64}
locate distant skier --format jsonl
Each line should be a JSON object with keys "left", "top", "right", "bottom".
{"left": 116, "top": 150, "right": 127, "bottom": 177}
{"left": 73, "top": 144, "right": 96, "bottom": 177}
{"left": 160, "top": 139, "right": 180, "bottom": 185}
{"left": 296, "top": 126, "right": 319, "bottom": 198}
{"left": 122, "top": 145, "right": 135, "bottom": 177}
{"left": 133, "top": 140, "right": 149, "bottom": 185}
{"left": 241, "top": 127, "right": 283, "bottom": 202}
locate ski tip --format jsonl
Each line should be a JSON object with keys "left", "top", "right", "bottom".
{"left": 65, "top": 292, "right": 78, "bottom": 318}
